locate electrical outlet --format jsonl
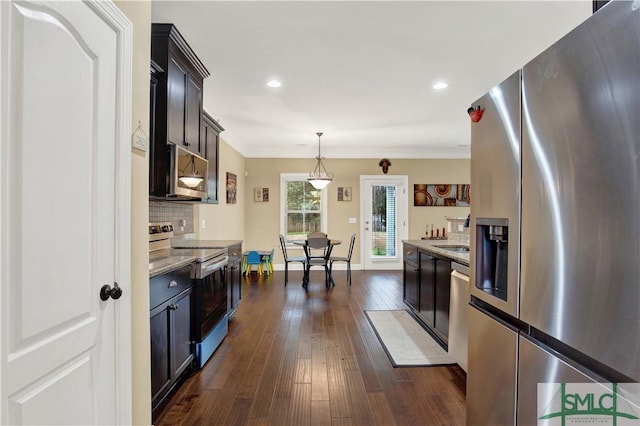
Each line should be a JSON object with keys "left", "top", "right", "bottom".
{"left": 201, "top": 219, "right": 206, "bottom": 229}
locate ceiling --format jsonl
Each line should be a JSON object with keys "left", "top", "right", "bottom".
{"left": 151, "top": 1, "right": 591, "bottom": 159}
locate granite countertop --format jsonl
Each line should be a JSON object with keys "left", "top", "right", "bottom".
{"left": 171, "top": 239, "right": 243, "bottom": 249}
{"left": 149, "top": 246, "right": 228, "bottom": 278}
{"left": 402, "top": 239, "right": 470, "bottom": 266}
{"left": 149, "top": 249, "right": 195, "bottom": 278}
{"left": 149, "top": 240, "right": 243, "bottom": 277}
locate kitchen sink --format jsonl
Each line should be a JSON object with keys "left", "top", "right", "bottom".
{"left": 433, "top": 245, "right": 470, "bottom": 253}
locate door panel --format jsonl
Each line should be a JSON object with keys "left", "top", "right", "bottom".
{"left": 1, "top": 1, "right": 131, "bottom": 423}
{"left": 8, "top": 355, "right": 93, "bottom": 424}
{"left": 150, "top": 303, "right": 171, "bottom": 403}
{"left": 172, "top": 289, "right": 193, "bottom": 378}
{"left": 520, "top": 1, "right": 640, "bottom": 381}
{"left": 469, "top": 70, "right": 521, "bottom": 318}
{"left": 418, "top": 254, "right": 434, "bottom": 327}
{"left": 403, "top": 260, "right": 419, "bottom": 311}
{"left": 434, "top": 258, "right": 451, "bottom": 340}
{"left": 517, "top": 336, "right": 598, "bottom": 426}
{"left": 467, "top": 304, "right": 517, "bottom": 426}
{"left": 167, "top": 58, "right": 186, "bottom": 146}
{"left": 185, "top": 75, "right": 202, "bottom": 154}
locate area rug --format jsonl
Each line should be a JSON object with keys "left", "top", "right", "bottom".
{"left": 365, "top": 310, "right": 456, "bottom": 367}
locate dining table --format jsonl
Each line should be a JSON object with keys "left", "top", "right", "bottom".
{"left": 292, "top": 238, "right": 342, "bottom": 288}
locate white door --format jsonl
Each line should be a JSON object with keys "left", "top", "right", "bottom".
{"left": 360, "top": 176, "right": 408, "bottom": 270}
{"left": 0, "top": 1, "right": 132, "bottom": 424}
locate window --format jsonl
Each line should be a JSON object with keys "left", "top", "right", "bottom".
{"left": 280, "top": 173, "right": 327, "bottom": 241}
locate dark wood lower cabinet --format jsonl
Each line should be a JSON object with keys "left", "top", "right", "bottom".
{"left": 418, "top": 253, "right": 435, "bottom": 328}
{"left": 402, "top": 245, "right": 453, "bottom": 347}
{"left": 419, "top": 252, "right": 451, "bottom": 344}
{"left": 150, "top": 304, "right": 171, "bottom": 405}
{"left": 403, "top": 259, "right": 420, "bottom": 311}
{"left": 434, "top": 257, "right": 452, "bottom": 342}
{"left": 227, "top": 243, "right": 242, "bottom": 317}
{"left": 150, "top": 265, "right": 194, "bottom": 421}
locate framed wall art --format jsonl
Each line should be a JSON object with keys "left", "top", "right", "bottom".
{"left": 414, "top": 184, "right": 470, "bottom": 206}
{"left": 254, "top": 187, "right": 269, "bottom": 202}
{"left": 226, "top": 172, "right": 237, "bottom": 204}
{"left": 338, "top": 187, "right": 352, "bottom": 201}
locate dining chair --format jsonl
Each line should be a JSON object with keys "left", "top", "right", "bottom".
{"left": 303, "top": 236, "right": 333, "bottom": 289}
{"left": 330, "top": 233, "right": 356, "bottom": 286}
{"left": 245, "top": 250, "right": 263, "bottom": 275}
{"left": 279, "top": 234, "right": 307, "bottom": 286}
{"left": 307, "top": 232, "right": 327, "bottom": 238}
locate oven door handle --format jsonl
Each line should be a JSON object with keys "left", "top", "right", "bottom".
{"left": 196, "top": 256, "right": 229, "bottom": 279}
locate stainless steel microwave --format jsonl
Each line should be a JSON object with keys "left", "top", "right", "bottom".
{"left": 169, "top": 144, "right": 208, "bottom": 199}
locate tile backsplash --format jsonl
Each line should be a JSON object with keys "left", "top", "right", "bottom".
{"left": 446, "top": 216, "right": 470, "bottom": 245}
{"left": 149, "top": 200, "right": 194, "bottom": 235}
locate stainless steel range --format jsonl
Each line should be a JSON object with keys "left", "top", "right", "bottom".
{"left": 149, "top": 222, "right": 229, "bottom": 369}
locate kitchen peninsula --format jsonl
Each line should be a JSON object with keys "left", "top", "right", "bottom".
{"left": 402, "top": 228, "right": 469, "bottom": 350}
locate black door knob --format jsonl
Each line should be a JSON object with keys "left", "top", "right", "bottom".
{"left": 100, "top": 282, "right": 123, "bottom": 301}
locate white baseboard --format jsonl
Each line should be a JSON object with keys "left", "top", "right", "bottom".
{"left": 270, "top": 264, "right": 401, "bottom": 271}
{"left": 272, "top": 263, "right": 361, "bottom": 271}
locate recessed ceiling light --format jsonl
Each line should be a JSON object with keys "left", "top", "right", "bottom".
{"left": 433, "top": 81, "right": 448, "bottom": 90}
{"left": 267, "top": 79, "right": 282, "bottom": 88}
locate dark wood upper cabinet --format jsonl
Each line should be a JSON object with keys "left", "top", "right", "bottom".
{"left": 202, "top": 112, "right": 224, "bottom": 204}
{"left": 150, "top": 24, "right": 210, "bottom": 198}
{"left": 149, "top": 60, "right": 164, "bottom": 197}
{"left": 167, "top": 58, "right": 187, "bottom": 147}
{"left": 186, "top": 76, "right": 203, "bottom": 154}
{"left": 152, "top": 23, "right": 208, "bottom": 157}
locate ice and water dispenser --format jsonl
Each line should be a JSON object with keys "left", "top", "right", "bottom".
{"left": 475, "top": 218, "right": 509, "bottom": 301}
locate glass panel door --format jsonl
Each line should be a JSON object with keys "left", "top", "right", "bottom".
{"left": 370, "top": 185, "right": 397, "bottom": 258}
{"left": 361, "top": 176, "right": 408, "bottom": 270}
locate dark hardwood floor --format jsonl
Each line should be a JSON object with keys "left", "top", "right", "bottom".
{"left": 155, "top": 269, "right": 466, "bottom": 426}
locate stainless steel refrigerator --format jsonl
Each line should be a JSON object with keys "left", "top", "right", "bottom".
{"left": 467, "top": 2, "right": 640, "bottom": 425}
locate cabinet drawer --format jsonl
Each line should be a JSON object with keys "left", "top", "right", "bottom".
{"left": 150, "top": 264, "right": 193, "bottom": 310}
{"left": 403, "top": 244, "right": 418, "bottom": 264}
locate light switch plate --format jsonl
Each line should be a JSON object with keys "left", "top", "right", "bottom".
{"left": 348, "top": 217, "right": 357, "bottom": 224}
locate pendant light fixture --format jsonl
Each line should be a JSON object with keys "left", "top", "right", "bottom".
{"left": 179, "top": 154, "right": 204, "bottom": 188}
{"left": 308, "top": 132, "right": 333, "bottom": 189}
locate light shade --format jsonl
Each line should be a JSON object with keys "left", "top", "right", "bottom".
{"left": 308, "top": 132, "right": 333, "bottom": 189}
{"left": 179, "top": 175, "right": 204, "bottom": 188}
{"left": 179, "top": 154, "right": 204, "bottom": 188}
{"left": 308, "top": 177, "right": 332, "bottom": 190}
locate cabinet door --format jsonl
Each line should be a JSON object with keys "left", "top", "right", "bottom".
{"left": 167, "top": 58, "right": 186, "bottom": 146}
{"left": 204, "top": 123, "right": 219, "bottom": 203}
{"left": 434, "top": 258, "right": 452, "bottom": 341}
{"left": 150, "top": 301, "right": 171, "bottom": 408}
{"left": 185, "top": 75, "right": 202, "bottom": 155}
{"left": 149, "top": 67, "right": 161, "bottom": 196}
{"left": 228, "top": 260, "right": 241, "bottom": 313}
{"left": 403, "top": 261, "right": 420, "bottom": 311}
{"left": 419, "top": 254, "right": 435, "bottom": 327}
{"left": 171, "top": 287, "right": 194, "bottom": 379}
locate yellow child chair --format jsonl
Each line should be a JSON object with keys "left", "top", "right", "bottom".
{"left": 262, "top": 248, "right": 275, "bottom": 275}
{"left": 245, "top": 250, "right": 263, "bottom": 275}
